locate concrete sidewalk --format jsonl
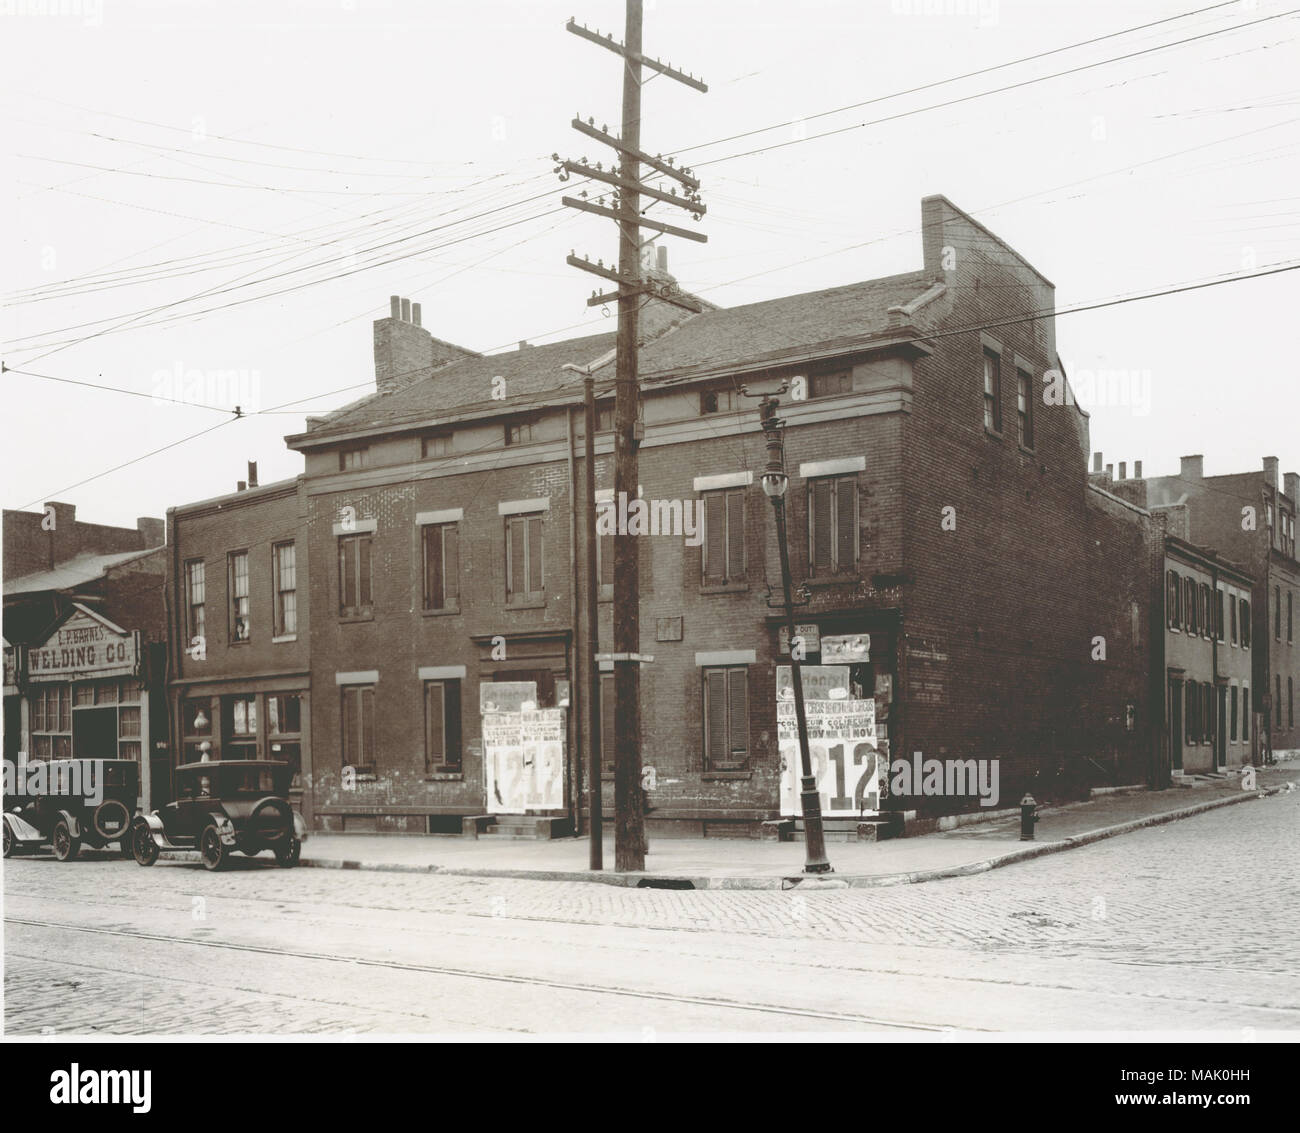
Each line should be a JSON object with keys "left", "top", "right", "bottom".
{"left": 289, "top": 766, "right": 1300, "bottom": 890}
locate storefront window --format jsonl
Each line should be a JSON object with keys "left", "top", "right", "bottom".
{"left": 268, "top": 693, "right": 303, "bottom": 788}
{"left": 225, "top": 694, "right": 258, "bottom": 759}
{"left": 31, "top": 686, "right": 72, "bottom": 760}
{"left": 182, "top": 697, "right": 214, "bottom": 763}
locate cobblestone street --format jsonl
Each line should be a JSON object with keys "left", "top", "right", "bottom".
{"left": 5, "top": 787, "right": 1298, "bottom": 1034}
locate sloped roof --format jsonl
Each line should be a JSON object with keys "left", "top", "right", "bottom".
{"left": 3, "top": 547, "right": 161, "bottom": 597}
{"left": 295, "top": 270, "right": 935, "bottom": 446}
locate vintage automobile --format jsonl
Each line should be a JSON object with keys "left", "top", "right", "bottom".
{"left": 130, "top": 759, "right": 305, "bottom": 870}
{"left": 2, "top": 758, "right": 139, "bottom": 861}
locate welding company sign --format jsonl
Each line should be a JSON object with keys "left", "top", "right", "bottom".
{"left": 27, "top": 605, "right": 140, "bottom": 683}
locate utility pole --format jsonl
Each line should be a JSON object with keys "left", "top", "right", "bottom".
{"left": 557, "top": 2, "right": 707, "bottom": 872}
{"left": 582, "top": 373, "right": 603, "bottom": 869}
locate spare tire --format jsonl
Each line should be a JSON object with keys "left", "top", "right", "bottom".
{"left": 248, "top": 797, "right": 292, "bottom": 842}
{"left": 92, "top": 799, "right": 131, "bottom": 842}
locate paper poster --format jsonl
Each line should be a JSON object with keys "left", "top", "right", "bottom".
{"left": 778, "top": 696, "right": 883, "bottom": 817}
{"left": 482, "top": 695, "right": 565, "bottom": 813}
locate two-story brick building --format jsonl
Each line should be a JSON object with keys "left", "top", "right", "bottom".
{"left": 244, "top": 194, "right": 1153, "bottom": 836}
{"left": 165, "top": 471, "right": 312, "bottom": 816}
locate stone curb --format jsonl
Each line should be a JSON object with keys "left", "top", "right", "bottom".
{"left": 282, "top": 784, "right": 1288, "bottom": 891}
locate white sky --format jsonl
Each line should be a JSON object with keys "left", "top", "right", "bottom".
{"left": 3, "top": 0, "right": 1298, "bottom": 528}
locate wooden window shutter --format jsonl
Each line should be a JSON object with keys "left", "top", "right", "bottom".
{"left": 704, "top": 492, "right": 726, "bottom": 583}
{"left": 705, "top": 669, "right": 727, "bottom": 764}
{"left": 423, "top": 526, "right": 440, "bottom": 609}
{"left": 726, "top": 490, "right": 745, "bottom": 581}
{"left": 835, "top": 477, "right": 856, "bottom": 570}
{"left": 358, "top": 536, "right": 372, "bottom": 606}
{"left": 600, "top": 674, "right": 615, "bottom": 770}
{"left": 509, "top": 519, "right": 525, "bottom": 595}
{"left": 426, "top": 683, "right": 444, "bottom": 764}
{"left": 812, "top": 479, "right": 833, "bottom": 572}
{"left": 444, "top": 525, "right": 459, "bottom": 605}
{"left": 727, "top": 669, "right": 749, "bottom": 760}
{"left": 527, "top": 516, "right": 543, "bottom": 592}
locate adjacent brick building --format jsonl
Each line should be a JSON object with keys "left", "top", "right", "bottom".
{"left": 1139, "top": 456, "right": 1299, "bottom": 761}
{"left": 249, "top": 194, "right": 1155, "bottom": 836}
{"left": 2, "top": 502, "right": 167, "bottom": 807}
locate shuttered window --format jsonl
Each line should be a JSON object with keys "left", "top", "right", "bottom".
{"left": 702, "top": 666, "right": 749, "bottom": 771}
{"left": 338, "top": 534, "right": 373, "bottom": 617}
{"left": 424, "top": 680, "right": 462, "bottom": 772}
{"left": 506, "top": 514, "right": 544, "bottom": 601}
{"left": 599, "top": 672, "right": 615, "bottom": 774}
{"left": 1167, "top": 571, "right": 1180, "bottom": 629}
{"left": 341, "top": 685, "right": 375, "bottom": 777}
{"left": 422, "top": 523, "right": 459, "bottom": 610}
{"left": 702, "top": 488, "right": 745, "bottom": 585}
{"left": 808, "top": 474, "right": 858, "bottom": 576}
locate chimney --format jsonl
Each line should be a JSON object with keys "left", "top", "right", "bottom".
{"left": 400, "top": 297, "right": 411, "bottom": 322}
{"left": 656, "top": 245, "right": 668, "bottom": 272}
{"left": 389, "top": 295, "right": 401, "bottom": 319}
{"left": 412, "top": 302, "right": 422, "bottom": 327}
{"left": 136, "top": 517, "right": 164, "bottom": 548}
{"left": 1285, "top": 471, "right": 1299, "bottom": 504}
{"left": 237, "top": 481, "right": 247, "bottom": 492}
{"left": 1263, "top": 456, "right": 1280, "bottom": 490}
{"left": 1135, "top": 460, "right": 1143, "bottom": 479}
{"left": 247, "top": 460, "right": 259, "bottom": 489}
{"left": 518, "top": 340, "right": 531, "bottom": 351}
{"left": 373, "top": 294, "right": 481, "bottom": 397}
{"left": 1093, "top": 452, "right": 1103, "bottom": 473}
{"left": 1180, "top": 454, "right": 1204, "bottom": 481}
{"left": 1105, "top": 463, "right": 1113, "bottom": 478}
{"left": 1118, "top": 461, "right": 1127, "bottom": 481}
{"left": 44, "top": 501, "right": 78, "bottom": 568}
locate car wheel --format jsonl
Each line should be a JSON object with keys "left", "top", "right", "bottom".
{"left": 199, "top": 825, "right": 226, "bottom": 871}
{"left": 2, "top": 822, "right": 13, "bottom": 859}
{"left": 52, "top": 820, "right": 79, "bottom": 862}
{"left": 131, "top": 821, "right": 159, "bottom": 867}
{"left": 274, "top": 835, "right": 301, "bottom": 868}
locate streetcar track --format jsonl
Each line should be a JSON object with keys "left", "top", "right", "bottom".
{"left": 6, "top": 916, "right": 947, "bottom": 1031}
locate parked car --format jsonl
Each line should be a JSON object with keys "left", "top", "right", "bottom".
{"left": 2, "top": 758, "right": 139, "bottom": 861}
{"left": 130, "top": 759, "right": 305, "bottom": 870}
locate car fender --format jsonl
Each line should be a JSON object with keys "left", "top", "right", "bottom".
{"left": 56, "top": 809, "right": 81, "bottom": 839}
{"left": 208, "top": 813, "right": 238, "bottom": 845}
{"left": 134, "top": 811, "right": 169, "bottom": 846}
{"left": 292, "top": 811, "right": 308, "bottom": 842}
{"left": 3, "top": 810, "right": 45, "bottom": 845}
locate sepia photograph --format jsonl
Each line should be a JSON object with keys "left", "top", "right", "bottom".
{"left": 1, "top": 0, "right": 1296, "bottom": 1090}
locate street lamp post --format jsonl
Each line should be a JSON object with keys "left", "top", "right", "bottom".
{"left": 759, "top": 396, "right": 833, "bottom": 874}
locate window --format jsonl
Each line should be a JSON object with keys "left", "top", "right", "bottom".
{"left": 1231, "top": 592, "right": 1239, "bottom": 644}
{"left": 505, "top": 419, "right": 534, "bottom": 446}
{"left": 422, "top": 431, "right": 452, "bottom": 459}
{"left": 1231, "top": 686, "right": 1239, "bottom": 742}
{"left": 506, "top": 513, "right": 544, "bottom": 601}
{"left": 1289, "top": 591, "right": 1294, "bottom": 643}
{"left": 1183, "top": 578, "right": 1197, "bottom": 635}
{"left": 224, "top": 694, "right": 258, "bottom": 759}
{"left": 1241, "top": 598, "right": 1252, "bottom": 648}
{"left": 341, "top": 684, "right": 376, "bottom": 777}
{"left": 700, "top": 387, "right": 737, "bottom": 415}
{"left": 424, "top": 680, "right": 462, "bottom": 772}
{"left": 422, "top": 523, "right": 459, "bottom": 611}
{"left": 1276, "top": 585, "right": 1283, "bottom": 640}
{"left": 273, "top": 542, "right": 297, "bottom": 636}
{"left": 30, "top": 685, "right": 72, "bottom": 761}
{"left": 703, "top": 666, "right": 749, "bottom": 770}
{"left": 1167, "top": 571, "right": 1181, "bottom": 629}
{"left": 338, "top": 533, "right": 373, "bottom": 617}
{"left": 182, "top": 698, "right": 213, "bottom": 763}
{"left": 595, "top": 402, "right": 615, "bottom": 432}
{"left": 1215, "top": 587, "right": 1225, "bottom": 641}
{"left": 339, "top": 447, "right": 368, "bottom": 471}
{"left": 228, "top": 551, "right": 250, "bottom": 642}
{"left": 1203, "top": 681, "right": 1213, "bottom": 743}
{"left": 185, "top": 559, "right": 206, "bottom": 643}
{"left": 1016, "top": 368, "right": 1034, "bottom": 448}
{"left": 1200, "top": 583, "right": 1212, "bottom": 639}
{"left": 118, "top": 704, "right": 141, "bottom": 763}
{"left": 809, "top": 370, "right": 852, "bottom": 398}
{"left": 1242, "top": 685, "right": 1250, "bottom": 744}
{"left": 808, "top": 474, "right": 858, "bottom": 575}
{"left": 982, "top": 349, "right": 1002, "bottom": 432}
{"left": 1277, "top": 675, "right": 1283, "bottom": 728}
{"left": 599, "top": 672, "right": 615, "bottom": 774}
{"left": 268, "top": 693, "right": 302, "bottom": 788}
{"left": 702, "top": 488, "right": 746, "bottom": 586}
{"left": 1290, "top": 677, "right": 1295, "bottom": 729}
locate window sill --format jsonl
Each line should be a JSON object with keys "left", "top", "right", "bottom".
{"left": 338, "top": 612, "right": 375, "bottom": 624}
{"left": 228, "top": 639, "right": 251, "bottom": 647}
{"left": 803, "top": 574, "right": 862, "bottom": 589}
{"left": 272, "top": 633, "right": 298, "bottom": 644}
{"left": 702, "top": 770, "right": 752, "bottom": 780}
{"left": 506, "top": 596, "right": 547, "bottom": 610}
{"left": 1018, "top": 442, "right": 1036, "bottom": 456}
{"left": 424, "top": 771, "right": 463, "bottom": 782}
{"left": 422, "top": 605, "right": 461, "bottom": 618}
{"left": 700, "top": 581, "right": 749, "bottom": 595}
{"left": 985, "top": 426, "right": 1004, "bottom": 440}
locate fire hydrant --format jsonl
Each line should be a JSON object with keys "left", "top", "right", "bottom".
{"left": 1019, "top": 794, "right": 1039, "bottom": 841}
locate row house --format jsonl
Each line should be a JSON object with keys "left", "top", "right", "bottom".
{"left": 219, "top": 194, "right": 1153, "bottom": 836}
{"left": 1140, "top": 455, "right": 1300, "bottom": 760}
{"left": 165, "top": 469, "right": 311, "bottom": 815}
{"left": 2, "top": 502, "right": 168, "bottom": 808}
